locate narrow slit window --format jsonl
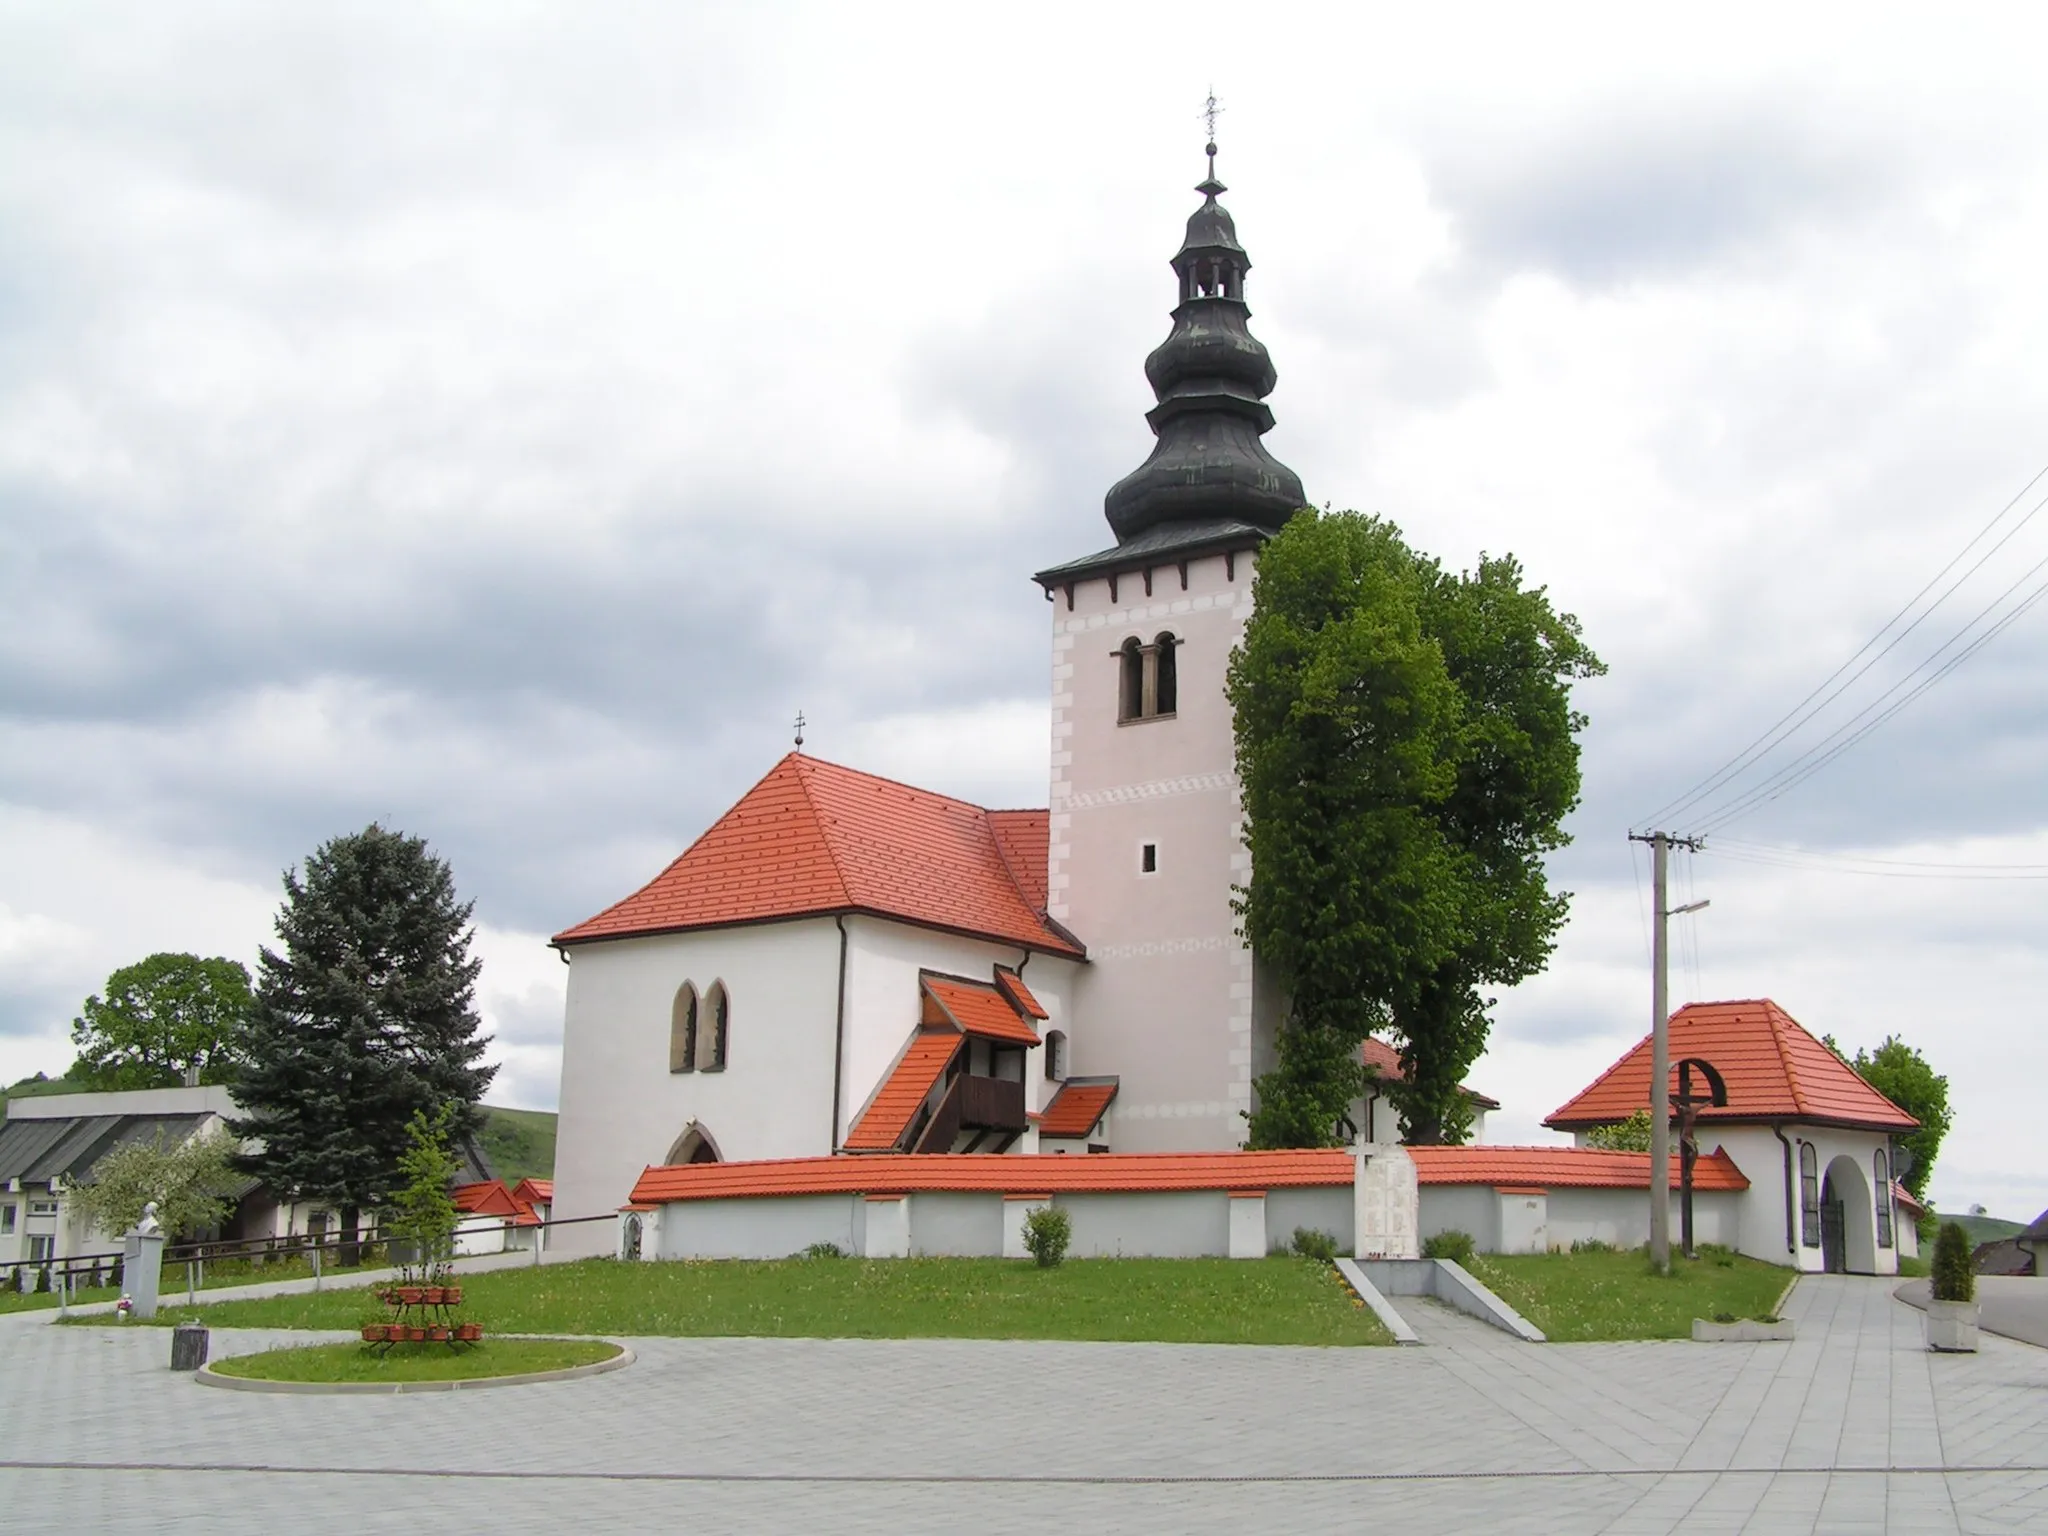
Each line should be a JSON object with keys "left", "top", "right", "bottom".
{"left": 704, "top": 982, "right": 730, "bottom": 1070}
{"left": 1799, "top": 1142, "right": 1820, "bottom": 1249}
{"left": 1118, "top": 637, "right": 1143, "bottom": 722}
{"left": 1140, "top": 842, "right": 1158, "bottom": 874}
{"left": 1154, "top": 632, "right": 1177, "bottom": 714}
{"left": 1874, "top": 1150, "right": 1893, "bottom": 1249}
{"left": 670, "top": 983, "right": 699, "bottom": 1074}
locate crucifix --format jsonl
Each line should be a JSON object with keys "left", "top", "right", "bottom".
{"left": 793, "top": 710, "right": 806, "bottom": 750}
{"left": 1201, "top": 88, "right": 1223, "bottom": 171}
{"left": 1672, "top": 1056, "right": 1728, "bottom": 1259}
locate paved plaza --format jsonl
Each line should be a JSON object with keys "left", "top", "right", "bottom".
{"left": 2, "top": 1275, "right": 2044, "bottom": 1533}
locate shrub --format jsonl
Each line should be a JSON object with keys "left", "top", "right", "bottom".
{"left": 1931, "top": 1220, "right": 1975, "bottom": 1304}
{"left": 1291, "top": 1227, "right": 1340, "bottom": 1264}
{"left": 1022, "top": 1206, "right": 1072, "bottom": 1269}
{"left": 1569, "top": 1238, "right": 1615, "bottom": 1254}
{"left": 1423, "top": 1230, "right": 1475, "bottom": 1263}
{"left": 801, "top": 1242, "right": 846, "bottom": 1260}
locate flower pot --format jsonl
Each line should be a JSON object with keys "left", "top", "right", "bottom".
{"left": 427, "top": 1326, "right": 449, "bottom": 1342}
{"left": 442, "top": 1287, "right": 463, "bottom": 1306}
{"left": 1925, "top": 1299, "right": 1979, "bottom": 1353}
{"left": 361, "top": 1326, "right": 386, "bottom": 1343}
{"left": 457, "top": 1323, "right": 483, "bottom": 1342}
{"left": 396, "top": 1287, "right": 425, "bottom": 1306}
{"left": 406, "top": 1326, "right": 427, "bottom": 1343}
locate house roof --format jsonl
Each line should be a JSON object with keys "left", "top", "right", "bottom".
{"left": 843, "top": 1032, "right": 963, "bottom": 1151}
{"left": 921, "top": 972, "right": 1042, "bottom": 1046}
{"left": 552, "top": 754, "right": 1082, "bottom": 958}
{"left": 0, "top": 1112, "right": 211, "bottom": 1186}
{"left": 1545, "top": 999, "right": 1919, "bottom": 1133}
{"left": 1038, "top": 1078, "right": 1119, "bottom": 1139}
{"left": 993, "top": 965, "right": 1049, "bottom": 1021}
{"left": 1892, "top": 1182, "right": 1927, "bottom": 1217}
{"left": 453, "top": 1180, "right": 525, "bottom": 1220}
{"left": 512, "top": 1178, "right": 553, "bottom": 1205}
{"left": 1360, "top": 1038, "right": 1500, "bottom": 1111}
{"left": 1408, "top": 1145, "right": 1750, "bottom": 1192}
{"left": 2021, "top": 1207, "right": 2048, "bottom": 1242}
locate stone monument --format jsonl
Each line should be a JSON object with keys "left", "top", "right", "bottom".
{"left": 123, "top": 1200, "right": 166, "bottom": 1320}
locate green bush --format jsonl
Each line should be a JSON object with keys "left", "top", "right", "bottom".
{"left": 1931, "top": 1220, "right": 1975, "bottom": 1303}
{"left": 801, "top": 1242, "right": 846, "bottom": 1260}
{"left": 1569, "top": 1238, "right": 1615, "bottom": 1254}
{"left": 1022, "top": 1206, "right": 1072, "bottom": 1269}
{"left": 1422, "top": 1230, "right": 1475, "bottom": 1263}
{"left": 1291, "top": 1227, "right": 1340, "bottom": 1264}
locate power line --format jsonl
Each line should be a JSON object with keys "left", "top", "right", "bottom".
{"left": 1640, "top": 462, "right": 2048, "bottom": 830}
{"left": 1711, "top": 836, "right": 2048, "bottom": 871}
{"left": 1690, "top": 554, "right": 2048, "bottom": 833}
{"left": 1699, "top": 844, "right": 2048, "bottom": 881}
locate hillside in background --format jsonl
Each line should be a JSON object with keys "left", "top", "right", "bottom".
{"left": 0, "top": 1072, "right": 82, "bottom": 1119}
{"left": 1947, "top": 1213, "right": 2025, "bottom": 1247}
{"left": 478, "top": 1105, "right": 557, "bottom": 1186}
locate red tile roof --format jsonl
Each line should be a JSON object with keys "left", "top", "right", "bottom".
{"left": 1545, "top": 999, "right": 1919, "bottom": 1133}
{"left": 632, "top": 1149, "right": 1356, "bottom": 1204}
{"left": 922, "top": 973, "right": 1042, "bottom": 1046}
{"left": 987, "top": 810, "right": 1050, "bottom": 910}
{"left": 1038, "top": 1079, "right": 1119, "bottom": 1138}
{"left": 1892, "top": 1182, "right": 1926, "bottom": 1216}
{"left": 843, "top": 1032, "right": 962, "bottom": 1151}
{"left": 628, "top": 1143, "right": 1749, "bottom": 1204}
{"left": 553, "top": 754, "right": 1082, "bottom": 957}
{"left": 1361, "top": 1037, "right": 1500, "bottom": 1110}
{"left": 993, "top": 965, "right": 1049, "bottom": 1020}
{"left": 452, "top": 1179, "right": 525, "bottom": 1219}
{"left": 1408, "top": 1145, "right": 1750, "bottom": 1192}
{"left": 512, "top": 1178, "right": 553, "bottom": 1205}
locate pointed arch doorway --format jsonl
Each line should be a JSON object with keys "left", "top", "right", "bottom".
{"left": 666, "top": 1122, "right": 724, "bottom": 1167}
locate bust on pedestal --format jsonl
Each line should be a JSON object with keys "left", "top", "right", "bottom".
{"left": 123, "top": 1201, "right": 166, "bottom": 1320}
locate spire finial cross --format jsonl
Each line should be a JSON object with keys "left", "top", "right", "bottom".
{"left": 793, "top": 710, "right": 806, "bottom": 750}
{"left": 1201, "top": 88, "right": 1223, "bottom": 147}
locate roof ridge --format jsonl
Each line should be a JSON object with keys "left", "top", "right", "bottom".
{"left": 980, "top": 807, "right": 1044, "bottom": 919}
{"left": 793, "top": 751, "right": 1003, "bottom": 818}
{"left": 1762, "top": 1000, "right": 1807, "bottom": 1115}
{"left": 788, "top": 755, "right": 858, "bottom": 909}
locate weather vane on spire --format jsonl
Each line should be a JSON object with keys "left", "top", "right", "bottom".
{"left": 1201, "top": 88, "right": 1223, "bottom": 161}
{"left": 793, "top": 710, "right": 806, "bottom": 750}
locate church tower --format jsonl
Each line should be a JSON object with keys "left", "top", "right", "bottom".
{"left": 1033, "top": 144, "right": 1305, "bottom": 1151}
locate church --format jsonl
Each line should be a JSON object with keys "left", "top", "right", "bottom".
{"left": 548, "top": 146, "right": 1333, "bottom": 1235}
{"left": 545, "top": 151, "right": 1915, "bottom": 1279}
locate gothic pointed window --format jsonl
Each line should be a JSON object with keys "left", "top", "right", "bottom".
{"left": 1154, "top": 632, "right": 1178, "bottom": 715}
{"left": 1045, "top": 1029, "right": 1067, "bottom": 1083}
{"left": 1874, "top": 1150, "right": 1893, "bottom": 1249}
{"left": 1799, "top": 1142, "right": 1820, "bottom": 1249}
{"left": 704, "top": 981, "right": 730, "bottom": 1070}
{"left": 670, "top": 983, "right": 699, "bottom": 1074}
{"left": 1118, "top": 637, "right": 1143, "bottom": 722}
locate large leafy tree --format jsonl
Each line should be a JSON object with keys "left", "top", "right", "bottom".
{"left": 1231, "top": 511, "right": 1601, "bottom": 1147}
{"left": 69, "top": 1128, "right": 241, "bottom": 1242}
{"left": 231, "top": 825, "right": 494, "bottom": 1257}
{"left": 70, "top": 953, "right": 251, "bottom": 1090}
{"left": 1826, "top": 1033, "right": 1950, "bottom": 1200}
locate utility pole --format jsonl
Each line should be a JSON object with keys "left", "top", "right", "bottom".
{"left": 1629, "top": 830, "right": 1706, "bottom": 1274}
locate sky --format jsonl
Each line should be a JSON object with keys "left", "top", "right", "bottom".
{"left": 5, "top": 2, "right": 2048, "bottom": 1220}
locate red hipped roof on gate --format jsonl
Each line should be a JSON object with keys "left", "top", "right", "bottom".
{"left": 552, "top": 754, "right": 1081, "bottom": 958}
{"left": 1545, "top": 999, "right": 1918, "bottom": 1133}
{"left": 628, "top": 1143, "right": 1748, "bottom": 1204}
{"left": 1037, "top": 1079, "right": 1119, "bottom": 1138}
{"left": 843, "top": 1033, "right": 963, "bottom": 1152}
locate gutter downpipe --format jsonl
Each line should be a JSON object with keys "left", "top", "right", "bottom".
{"left": 830, "top": 916, "right": 851, "bottom": 1151}
{"left": 1772, "top": 1122, "right": 1796, "bottom": 1254}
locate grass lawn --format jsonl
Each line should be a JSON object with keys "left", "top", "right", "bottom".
{"left": 210, "top": 1337, "right": 618, "bottom": 1384}
{"left": 1470, "top": 1248, "right": 1794, "bottom": 1342}
{"left": 99, "top": 1255, "right": 1391, "bottom": 1346}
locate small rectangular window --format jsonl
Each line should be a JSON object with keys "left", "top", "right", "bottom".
{"left": 28, "top": 1235, "right": 54, "bottom": 1263}
{"left": 27, "top": 1200, "right": 58, "bottom": 1219}
{"left": 1140, "top": 843, "right": 1158, "bottom": 874}
{"left": 0, "top": 1204, "right": 14, "bottom": 1234}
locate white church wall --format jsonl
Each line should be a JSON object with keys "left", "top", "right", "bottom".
{"left": 838, "top": 918, "right": 1077, "bottom": 1145}
{"left": 1049, "top": 549, "right": 1263, "bottom": 1153}
{"left": 1264, "top": 1187, "right": 1353, "bottom": 1254}
{"left": 908, "top": 1192, "right": 1003, "bottom": 1257}
{"left": 551, "top": 920, "right": 843, "bottom": 1253}
{"left": 1419, "top": 1186, "right": 1499, "bottom": 1252}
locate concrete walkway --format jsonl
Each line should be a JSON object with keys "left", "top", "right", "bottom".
{"left": 1, "top": 1275, "right": 2043, "bottom": 1533}
{"left": 1896, "top": 1275, "right": 2048, "bottom": 1350}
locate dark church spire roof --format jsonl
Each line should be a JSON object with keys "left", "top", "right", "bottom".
{"left": 1101, "top": 145, "right": 1306, "bottom": 543}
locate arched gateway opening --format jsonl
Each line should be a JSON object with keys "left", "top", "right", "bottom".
{"left": 1820, "top": 1154, "right": 1877, "bottom": 1274}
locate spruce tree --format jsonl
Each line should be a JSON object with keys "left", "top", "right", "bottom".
{"left": 231, "top": 824, "right": 494, "bottom": 1259}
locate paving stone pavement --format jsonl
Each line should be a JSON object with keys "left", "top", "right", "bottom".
{"left": 1, "top": 1275, "right": 2043, "bottom": 1533}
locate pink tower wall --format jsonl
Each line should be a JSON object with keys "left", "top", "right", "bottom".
{"left": 1046, "top": 549, "right": 1280, "bottom": 1151}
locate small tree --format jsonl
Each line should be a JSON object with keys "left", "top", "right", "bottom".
{"left": 70, "top": 1129, "right": 241, "bottom": 1241}
{"left": 1931, "top": 1220, "right": 1975, "bottom": 1304}
{"left": 385, "top": 1105, "right": 462, "bottom": 1284}
{"left": 71, "top": 954, "right": 251, "bottom": 1090}
{"left": 1022, "top": 1206, "right": 1072, "bottom": 1268}
{"left": 1587, "top": 1110, "right": 1653, "bottom": 1152}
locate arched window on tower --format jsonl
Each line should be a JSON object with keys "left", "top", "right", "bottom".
{"left": 1118, "top": 637, "right": 1143, "bottom": 722}
{"left": 1045, "top": 1029, "right": 1067, "bottom": 1083}
{"left": 669, "top": 983, "right": 699, "bottom": 1074}
{"left": 703, "top": 981, "right": 730, "bottom": 1070}
{"left": 1154, "top": 632, "right": 1178, "bottom": 715}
